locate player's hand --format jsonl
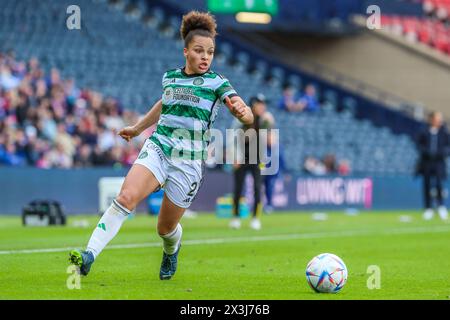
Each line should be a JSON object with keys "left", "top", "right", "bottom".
{"left": 225, "top": 96, "right": 247, "bottom": 119}
{"left": 118, "top": 126, "right": 139, "bottom": 142}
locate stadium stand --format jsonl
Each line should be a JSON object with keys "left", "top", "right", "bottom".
{"left": 380, "top": 15, "right": 450, "bottom": 55}
{"left": 0, "top": 0, "right": 420, "bottom": 175}
{"left": 372, "top": 0, "right": 450, "bottom": 56}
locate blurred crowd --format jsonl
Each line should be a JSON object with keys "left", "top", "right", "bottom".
{"left": 0, "top": 52, "right": 148, "bottom": 168}
{"left": 423, "top": 0, "right": 450, "bottom": 23}
{"left": 1, "top": 51, "right": 352, "bottom": 176}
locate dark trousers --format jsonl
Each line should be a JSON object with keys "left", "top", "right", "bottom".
{"left": 264, "top": 175, "right": 277, "bottom": 207}
{"left": 233, "top": 164, "right": 261, "bottom": 217}
{"left": 423, "top": 174, "right": 445, "bottom": 209}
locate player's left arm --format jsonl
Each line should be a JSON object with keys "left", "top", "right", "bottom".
{"left": 225, "top": 95, "right": 254, "bottom": 125}
{"left": 215, "top": 77, "right": 253, "bottom": 125}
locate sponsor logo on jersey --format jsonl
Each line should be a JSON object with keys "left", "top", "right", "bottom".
{"left": 172, "top": 87, "right": 200, "bottom": 103}
{"left": 183, "top": 198, "right": 191, "bottom": 203}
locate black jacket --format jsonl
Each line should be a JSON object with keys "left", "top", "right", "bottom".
{"left": 416, "top": 125, "right": 450, "bottom": 178}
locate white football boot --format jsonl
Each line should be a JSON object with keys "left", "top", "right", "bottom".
{"left": 229, "top": 218, "right": 241, "bottom": 229}
{"left": 250, "top": 218, "right": 262, "bottom": 230}
{"left": 438, "top": 206, "right": 449, "bottom": 221}
{"left": 423, "top": 208, "right": 434, "bottom": 220}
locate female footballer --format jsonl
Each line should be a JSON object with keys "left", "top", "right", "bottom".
{"left": 69, "top": 11, "right": 253, "bottom": 280}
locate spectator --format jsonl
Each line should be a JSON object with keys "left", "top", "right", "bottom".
{"left": 47, "top": 68, "right": 61, "bottom": 88}
{"left": 98, "top": 125, "right": 116, "bottom": 152}
{"left": 278, "top": 84, "right": 320, "bottom": 113}
{"left": 43, "top": 142, "right": 73, "bottom": 168}
{"left": 298, "top": 84, "right": 320, "bottom": 112}
{"left": 423, "top": 1, "right": 434, "bottom": 18}
{"left": 278, "top": 85, "right": 303, "bottom": 112}
{"left": 108, "top": 145, "right": 125, "bottom": 168}
{"left": 0, "top": 64, "right": 21, "bottom": 90}
{"left": 0, "top": 52, "right": 142, "bottom": 169}
{"left": 230, "top": 94, "right": 273, "bottom": 230}
{"left": 103, "top": 98, "right": 124, "bottom": 131}
{"left": 91, "top": 145, "right": 110, "bottom": 166}
{"left": 55, "top": 123, "right": 75, "bottom": 158}
{"left": 39, "top": 108, "right": 57, "bottom": 141}
{"left": 416, "top": 111, "right": 449, "bottom": 221}
{"left": 122, "top": 143, "right": 140, "bottom": 166}
{"left": 303, "top": 156, "right": 326, "bottom": 176}
{"left": 73, "top": 144, "right": 93, "bottom": 168}
{"left": 323, "top": 153, "right": 337, "bottom": 174}
{"left": 304, "top": 154, "right": 349, "bottom": 176}
{"left": 338, "top": 159, "right": 351, "bottom": 176}
{"left": 0, "top": 142, "right": 26, "bottom": 166}
{"left": 13, "top": 128, "right": 29, "bottom": 159}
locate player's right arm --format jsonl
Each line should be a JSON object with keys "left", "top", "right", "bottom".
{"left": 118, "top": 99, "right": 162, "bottom": 142}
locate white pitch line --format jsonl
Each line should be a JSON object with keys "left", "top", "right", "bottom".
{"left": 0, "top": 225, "right": 449, "bottom": 255}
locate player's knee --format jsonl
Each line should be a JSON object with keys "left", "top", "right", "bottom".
{"left": 157, "top": 221, "right": 177, "bottom": 236}
{"left": 115, "top": 190, "right": 136, "bottom": 211}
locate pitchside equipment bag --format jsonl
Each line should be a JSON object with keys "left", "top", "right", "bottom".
{"left": 22, "top": 200, "right": 67, "bottom": 226}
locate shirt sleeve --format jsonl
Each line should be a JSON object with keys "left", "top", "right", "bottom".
{"left": 215, "top": 77, "right": 238, "bottom": 103}
{"left": 161, "top": 72, "right": 169, "bottom": 88}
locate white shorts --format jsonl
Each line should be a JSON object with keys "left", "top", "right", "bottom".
{"left": 134, "top": 140, "right": 204, "bottom": 209}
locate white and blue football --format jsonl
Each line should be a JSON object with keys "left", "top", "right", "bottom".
{"left": 306, "top": 253, "right": 348, "bottom": 293}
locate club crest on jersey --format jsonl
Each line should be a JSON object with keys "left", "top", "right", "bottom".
{"left": 138, "top": 151, "right": 148, "bottom": 159}
{"left": 164, "top": 87, "right": 174, "bottom": 100}
{"left": 193, "top": 77, "right": 204, "bottom": 86}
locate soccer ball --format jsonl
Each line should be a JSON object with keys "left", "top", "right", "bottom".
{"left": 305, "top": 253, "right": 348, "bottom": 293}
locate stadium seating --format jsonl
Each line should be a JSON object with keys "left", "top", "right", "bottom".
{"left": 0, "top": 0, "right": 421, "bottom": 175}
{"left": 381, "top": 14, "right": 450, "bottom": 55}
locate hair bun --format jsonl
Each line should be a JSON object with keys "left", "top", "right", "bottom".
{"left": 180, "top": 11, "right": 217, "bottom": 40}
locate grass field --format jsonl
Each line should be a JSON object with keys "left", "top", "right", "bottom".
{"left": 1, "top": 210, "right": 450, "bottom": 300}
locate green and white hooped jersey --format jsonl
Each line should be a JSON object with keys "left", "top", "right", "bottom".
{"left": 149, "top": 68, "right": 237, "bottom": 160}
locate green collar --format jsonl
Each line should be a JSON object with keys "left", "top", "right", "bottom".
{"left": 181, "top": 66, "right": 211, "bottom": 78}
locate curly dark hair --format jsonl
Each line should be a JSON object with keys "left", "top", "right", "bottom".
{"left": 180, "top": 11, "right": 217, "bottom": 47}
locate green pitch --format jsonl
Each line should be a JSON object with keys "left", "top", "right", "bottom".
{"left": 1, "top": 211, "right": 450, "bottom": 300}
